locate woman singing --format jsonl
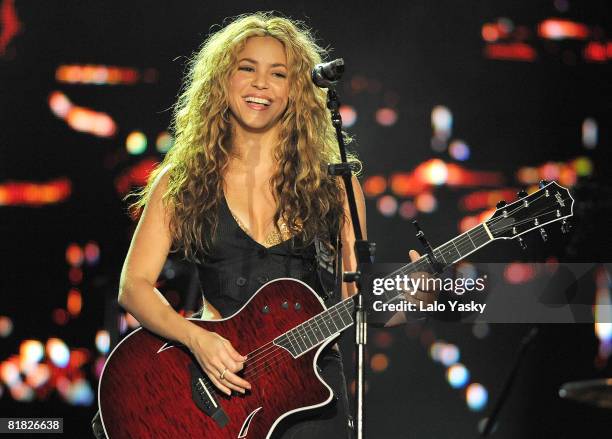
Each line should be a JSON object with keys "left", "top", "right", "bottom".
{"left": 118, "top": 12, "right": 367, "bottom": 438}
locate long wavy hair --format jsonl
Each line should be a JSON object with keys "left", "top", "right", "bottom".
{"left": 131, "top": 12, "right": 357, "bottom": 261}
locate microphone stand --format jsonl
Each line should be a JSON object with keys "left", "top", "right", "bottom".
{"left": 325, "top": 86, "right": 376, "bottom": 439}
{"left": 478, "top": 326, "right": 539, "bottom": 437}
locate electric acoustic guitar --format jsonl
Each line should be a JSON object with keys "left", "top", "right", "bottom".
{"left": 98, "top": 181, "right": 573, "bottom": 438}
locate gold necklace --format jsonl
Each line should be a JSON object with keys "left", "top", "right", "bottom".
{"left": 231, "top": 212, "right": 293, "bottom": 247}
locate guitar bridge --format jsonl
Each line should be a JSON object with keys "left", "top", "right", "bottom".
{"left": 189, "top": 364, "right": 229, "bottom": 428}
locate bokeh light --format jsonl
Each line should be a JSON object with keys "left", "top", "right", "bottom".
{"left": 48, "top": 91, "right": 117, "bottom": 137}
{"left": 69, "top": 267, "right": 83, "bottom": 284}
{"left": 84, "top": 241, "right": 100, "bottom": 265}
{"left": 431, "top": 105, "right": 452, "bottom": 142}
{"left": 540, "top": 163, "right": 560, "bottom": 181}
{"left": 370, "top": 353, "right": 389, "bottom": 373}
{"left": 67, "top": 378, "right": 95, "bottom": 406}
{"left": 421, "top": 159, "right": 448, "bottom": 185}
{"left": 48, "top": 91, "right": 71, "bottom": 117}
{"left": 19, "top": 340, "right": 44, "bottom": 368}
{"left": 66, "top": 243, "right": 84, "bottom": 267}
{"left": 363, "top": 175, "right": 387, "bottom": 197}
{"left": 449, "top": 140, "right": 471, "bottom": 161}
{"left": 504, "top": 263, "right": 536, "bottom": 284}
{"left": 439, "top": 343, "right": 460, "bottom": 366}
{"left": 156, "top": 131, "right": 174, "bottom": 153}
{"left": 466, "top": 383, "right": 488, "bottom": 411}
{"left": 415, "top": 192, "right": 437, "bottom": 213}
{"left": 46, "top": 338, "right": 70, "bottom": 368}
{"left": 0, "top": 360, "right": 20, "bottom": 386}
{"left": 0, "top": 316, "right": 13, "bottom": 337}
{"left": 94, "top": 356, "right": 106, "bottom": 379}
{"left": 52, "top": 308, "right": 69, "bottom": 326}
{"left": 126, "top": 131, "right": 148, "bottom": 155}
{"left": 339, "top": 105, "right": 357, "bottom": 127}
{"left": 25, "top": 363, "right": 50, "bottom": 388}
{"left": 373, "top": 331, "right": 394, "bottom": 349}
{"left": 558, "top": 167, "right": 577, "bottom": 187}
{"left": 0, "top": 178, "right": 72, "bottom": 207}
{"left": 447, "top": 363, "right": 470, "bottom": 388}
{"left": 538, "top": 19, "right": 590, "bottom": 40}
{"left": 398, "top": 200, "right": 417, "bottom": 219}
{"left": 377, "top": 195, "right": 398, "bottom": 217}
{"left": 582, "top": 118, "right": 598, "bottom": 149}
{"left": 95, "top": 330, "right": 111, "bottom": 355}
{"left": 67, "top": 289, "right": 82, "bottom": 316}
{"left": 56, "top": 65, "right": 141, "bottom": 85}
{"left": 573, "top": 156, "right": 593, "bottom": 176}
{"left": 10, "top": 382, "right": 34, "bottom": 402}
{"left": 375, "top": 108, "right": 398, "bottom": 126}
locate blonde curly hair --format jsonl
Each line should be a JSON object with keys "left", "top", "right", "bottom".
{"left": 132, "top": 11, "right": 357, "bottom": 261}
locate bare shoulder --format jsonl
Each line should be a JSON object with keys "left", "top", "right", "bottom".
{"left": 147, "top": 164, "right": 172, "bottom": 208}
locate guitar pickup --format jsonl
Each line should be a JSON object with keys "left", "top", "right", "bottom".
{"left": 190, "top": 364, "right": 229, "bottom": 428}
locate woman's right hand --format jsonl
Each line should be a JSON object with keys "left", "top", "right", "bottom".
{"left": 186, "top": 327, "right": 252, "bottom": 395}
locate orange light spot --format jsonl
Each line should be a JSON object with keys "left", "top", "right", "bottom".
{"left": 66, "top": 244, "right": 83, "bottom": 267}
{"left": 363, "top": 176, "right": 386, "bottom": 197}
{"left": 67, "top": 289, "right": 82, "bottom": 317}
{"left": 370, "top": 353, "right": 389, "bottom": 372}
{"left": 482, "top": 24, "right": 499, "bottom": 42}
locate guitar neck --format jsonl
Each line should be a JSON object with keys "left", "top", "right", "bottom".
{"left": 275, "top": 223, "right": 494, "bottom": 357}
{"left": 376, "top": 222, "right": 493, "bottom": 304}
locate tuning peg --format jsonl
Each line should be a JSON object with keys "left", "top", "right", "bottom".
{"left": 539, "top": 180, "right": 549, "bottom": 189}
{"left": 539, "top": 227, "right": 548, "bottom": 242}
{"left": 517, "top": 236, "right": 527, "bottom": 250}
{"left": 561, "top": 219, "right": 571, "bottom": 234}
{"left": 496, "top": 200, "right": 507, "bottom": 209}
{"left": 517, "top": 189, "right": 528, "bottom": 198}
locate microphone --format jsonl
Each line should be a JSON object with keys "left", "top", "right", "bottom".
{"left": 311, "top": 58, "right": 345, "bottom": 88}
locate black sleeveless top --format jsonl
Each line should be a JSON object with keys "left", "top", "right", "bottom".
{"left": 195, "top": 196, "right": 324, "bottom": 317}
{"left": 194, "top": 197, "right": 352, "bottom": 438}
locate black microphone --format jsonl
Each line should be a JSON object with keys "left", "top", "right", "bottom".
{"left": 311, "top": 58, "right": 345, "bottom": 88}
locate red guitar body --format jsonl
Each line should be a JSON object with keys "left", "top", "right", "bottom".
{"left": 98, "top": 279, "right": 337, "bottom": 439}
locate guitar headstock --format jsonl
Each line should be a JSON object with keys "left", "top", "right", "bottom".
{"left": 485, "top": 181, "right": 574, "bottom": 243}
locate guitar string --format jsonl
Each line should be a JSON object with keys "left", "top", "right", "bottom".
{"left": 380, "top": 201, "right": 572, "bottom": 305}
{"left": 196, "top": 298, "right": 354, "bottom": 393}
{"left": 199, "top": 299, "right": 354, "bottom": 393}
{"left": 235, "top": 193, "right": 571, "bottom": 371}
{"left": 232, "top": 202, "right": 567, "bottom": 388}
{"left": 198, "top": 192, "right": 571, "bottom": 392}
{"left": 239, "top": 301, "right": 355, "bottom": 382}
{"left": 381, "top": 190, "right": 569, "bottom": 291}
{"left": 212, "top": 193, "right": 571, "bottom": 379}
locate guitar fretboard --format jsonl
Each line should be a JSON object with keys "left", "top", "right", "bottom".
{"left": 378, "top": 223, "right": 492, "bottom": 304}
{"left": 273, "top": 223, "right": 493, "bottom": 357}
{"left": 274, "top": 298, "right": 355, "bottom": 357}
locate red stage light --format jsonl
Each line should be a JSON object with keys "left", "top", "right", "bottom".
{"left": 584, "top": 42, "right": 609, "bottom": 62}
{"left": 484, "top": 43, "right": 537, "bottom": 62}
{"left": 538, "top": 19, "right": 590, "bottom": 40}
{"left": 0, "top": 0, "right": 21, "bottom": 56}
{"left": 0, "top": 178, "right": 71, "bottom": 206}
